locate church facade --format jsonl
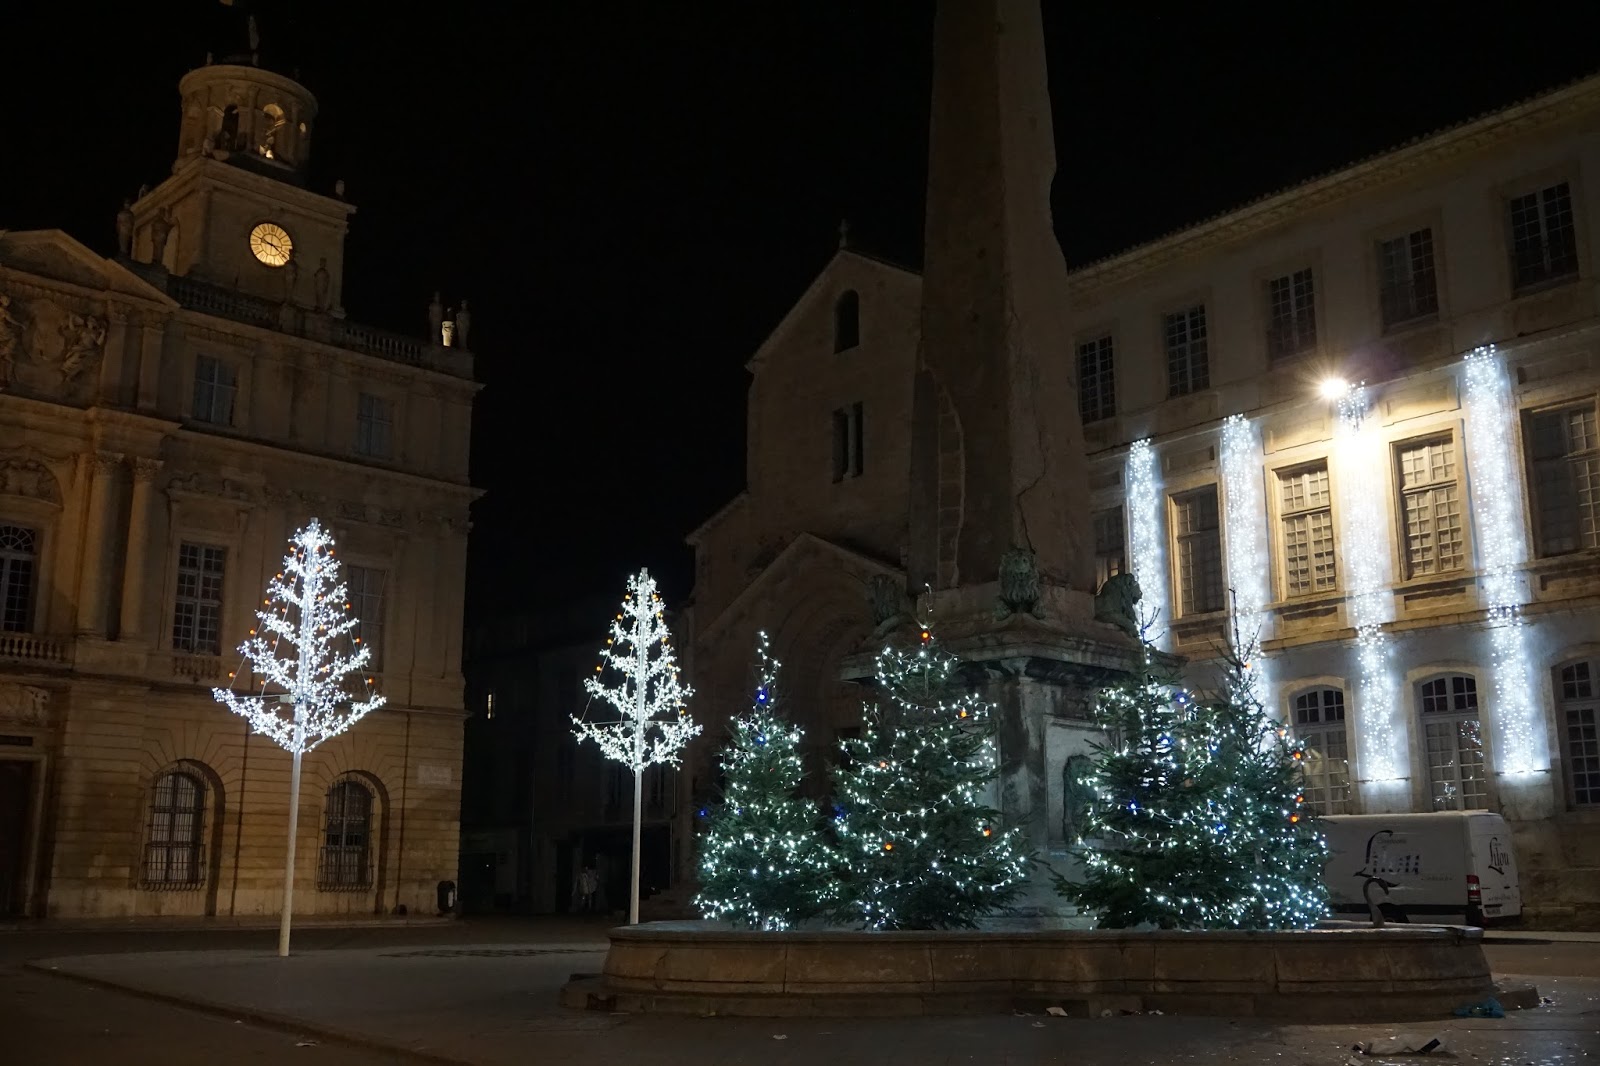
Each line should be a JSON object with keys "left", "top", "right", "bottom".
{"left": 0, "top": 57, "right": 477, "bottom": 918}
{"left": 687, "top": 74, "right": 1600, "bottom": 924}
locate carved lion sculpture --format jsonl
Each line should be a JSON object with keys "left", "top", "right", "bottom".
{"left": 1093, "top": 572, "right": 1143, "bottom": 637}
{"left": 995, "top": 546, "right": 1043, "bottom": 621}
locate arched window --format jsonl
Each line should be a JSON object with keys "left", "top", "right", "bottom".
{"left": 143, "top": 769, "right": 205, "bottom": 887}
{"left": 1555, "top": 659, "right": 1600, "bottom": 807}
{"left": 218, "top": 105, "right": 241, "bottom": 151}
{"left": 0, "top": 524, "right": 38, "bottom": 633}
{"left": 1292, "top": 687, "right": 1350, "bottom": 815}
{"left": 1418, "top": 674, "right": 1486, "bottom": 811}
{"left": 318, "top": 778, "right": 373, "bottom": 889}
{"left": 833, "top": 290, "right": 860, "bottom": 353}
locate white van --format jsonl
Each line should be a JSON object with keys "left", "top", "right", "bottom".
{"left": 1320, "top": 812, "right": 1522, "bottom": 926}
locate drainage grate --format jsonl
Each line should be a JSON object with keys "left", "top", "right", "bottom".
{"left": 380, "top": 947, "right": 604, "bottom": 959}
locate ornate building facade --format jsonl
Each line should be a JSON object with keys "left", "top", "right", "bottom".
{"left": 688, "top": 74, "right": 1600, "bottom": 924}
{"left": 0, "top": 55, "right": 477, "bottom": 918}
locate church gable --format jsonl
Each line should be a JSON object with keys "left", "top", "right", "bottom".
{"left": 746, "top": 249, "right": 921, "bottom": 375}
{"left": 0, "top": 230, "right": 173, "bottom": 305}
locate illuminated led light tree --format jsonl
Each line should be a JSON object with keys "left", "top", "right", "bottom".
{"left": 1220, "top": 415, "right": 1273, "bottom": 708}
{"left": 573, "top": 568, "right": 699, "bottom": 924}
{"left": 830, "top": 628, "right": 1027, "bottom": 930}
{"left": 1059, "top": 628, "right": 1327, "bottom": 930}
{"left": 694, "top": 632, "right": 829, "bottom": 929}
{"left": 212, "top": 519, "right": 385, "bottom": 957}
{"left": 1126, "top": 438, "right": 1171, "bottom": 648}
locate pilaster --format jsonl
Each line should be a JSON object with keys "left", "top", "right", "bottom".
{"left": 76, "top": 451, "right": 125, "bottom": 636}
{"left": 118, "top": 457, "right": 164, "bottom": 642}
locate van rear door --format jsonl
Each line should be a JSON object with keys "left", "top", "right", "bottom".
{"left": 1467, "top": 815, "right": 1522, "bottom": 920}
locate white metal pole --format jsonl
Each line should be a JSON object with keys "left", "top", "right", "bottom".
{"left": 630, "top": 597, "right": 649, "bottom": 926}
{"left": 630, "top": 765, "right": 643, "bottom": 925}
{"left": 278, "top": 745, "right": 302, "bottom": 957}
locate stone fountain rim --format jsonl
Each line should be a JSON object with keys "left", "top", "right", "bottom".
{"left": 610, "top": 919, "right": 1483, "bottom": 945}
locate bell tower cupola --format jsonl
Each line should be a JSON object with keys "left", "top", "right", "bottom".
{"left": 175, "top": 63, "right": 318, "bottom": 184}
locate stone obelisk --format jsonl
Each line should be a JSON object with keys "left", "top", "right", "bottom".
{"left": 857, "top": 0, "right": 1139, "bottom": 918}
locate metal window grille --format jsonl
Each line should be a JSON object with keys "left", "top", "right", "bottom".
{"left": 1293, "top": 688, "right": 1351, "bottom": 815}
{"left": 1419, "top": 675, "right": 1487, "bottom": 811}
{"left": 1174, "top": 487, "right": 1223, "bottom": 615}
{"left": 1557, "top": 661, "right": 1600, "bottom": 806}
{"left": 0, "top": 524, "right": 38, "bottom": 633}
{"left": 171, "top": 542, "right": 226, "bottom": 654}
{"left": 191, "top": 355, "right": 238, "bottom": 425}
{"left": 1279, "top": 464, "right": 1337, "bottom": 596}
{"left": 346, "top": 565, "right": 387, "bottom": 670}
{"left": 1510, "top": 182, "right": 1579, "bottom": 292}
{"left": 355, "top": 392, "right": 394, "bottom": 458}
{"left": 1265, "top": 268, "right": 1317, "bottom": 358}
{"left": 1529, "top": 404, "right": 1600, "bottom": 556}
{"left": 1092, "top": 507, "right": 1126, "bottom": 592}
{"left": 318, "top": 779, "right": 373, "bottom": 889}
{"left": 1163, "top": 305, "right": 1210, "bottom": 397}
{"left": 1077, "top": 335, "right": 1116, "bottom": 422}
{"left": 1397, "top": 438, "right": 1464, "bottom": 577}
{"left": 142, "top": 770, "right": 205, "bottom": 887}
{"left": 1377, "top": 228, "right": 1440, "bottom": 329}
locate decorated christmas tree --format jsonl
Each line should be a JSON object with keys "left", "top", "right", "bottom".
{"left": 1059, "top": 630, "right": 1328, "bottom": 929}
{"left": 830, "top": 627, "right": 1028, "bottom": 930}
{"left": 694, "top": 632, "right": 830, "bottom": 929}
{"left": 572, "top": 568, "right": 700, "bottom": 924}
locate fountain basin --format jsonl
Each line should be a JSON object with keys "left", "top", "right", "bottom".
{"left": 561, "top": 920, "right": 1498, "bottom": 1019}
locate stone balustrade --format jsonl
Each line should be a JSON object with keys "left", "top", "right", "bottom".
{"left": 0, "top": 632, "right": 72, "bottom": 666}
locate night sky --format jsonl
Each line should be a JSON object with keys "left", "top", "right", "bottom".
{"left": 4, "top": 2, "right": 1596, "bottom": 619}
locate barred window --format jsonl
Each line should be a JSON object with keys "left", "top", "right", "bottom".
{"left": 1279, "top": 463, "right": 1336, "bottom": 596}
{"left": 191, "top": 355, "right": 238, "bottom": 426}
{"left": 346, "top": 565, "right": 387, "bottom": 670}
{"left": 1396, "top": 437, "right": 1465, "bottom": 577}
{"left": 1556, "top": 660, "right": 1600, "bottom": 807}
{"left": 1265, "top": 268, "right": 1317, "bottom": 358}
{"left": 0, "top": 524, "right": 38, "bottom": 633}
{"left": 1377, "top": 228, "right": 1439, "bottom": 330}
{"left": 1509, "top": 181, "right": 1579, "bottom": 293}
{"left": 355, "top": 392, "right": 393, "bottom": 459}
{"left": 1528, "top": 404, "right": 1600, "bottom": 556}
{"left": 172, "top": 542, "right": 226, "bottom": 654}
{"left": 1077, "top": 335, "right": 1116, "bottom": 423}
{"left": 1174, "top": 486, "right": 1223, "bottom": 615}
{"left": 1419, "top": 675, "right": 1487, "bottom": 811}
{"left": 1093, "top": 507, "right": 1126, "bottom": 592}
{"left": 143, "top": 770, "right": 205, "bottom": 887}
{"left": 1164, "top": 305, "right": 1209, "bottom": 397}
{"left": 1293, "top": 688, "right": 1351, "bottom": 815}
{"left": 319, "top": 779, "right": 373, "bottom": 889}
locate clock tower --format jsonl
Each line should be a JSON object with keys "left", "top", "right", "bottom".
{"left": 127, "top": 52, "right": 354, "bottom": 314}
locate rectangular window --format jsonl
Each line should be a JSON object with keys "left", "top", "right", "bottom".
{"left": 1294, "top": 689, "right": 1351, "bottom": 815}
{"left": 172, "top": 542, "right": 226, "bottom": 654}
{"left": 355, "top": 392, "right": 394, "bottom": 459}
{"left": 1377, "top": 228, "right": 1439, "bottom": 329}
{"left": 1557, "top": 661, "right": 1600, "bottom": 806}
{"left": 1529, "top": 403, "right": 1600, "bottom": 556}
{"left": 1265, "top": 268, "right": 1317, "bottom": 358}
{"left": 831, "top": 402, "right": 864, "bottom": 481}
{"left": 1077, "top": 335, "right": 1116, "bottom": 423}
{"left": 1092, "top": 507, "right": 1126, "bottom": 592}
{"left": 346, "top": 565, "right": 386, "bottom": 670}
{"left": 1509, "top": 181, "right": 1579, "bottom": 293}
{"left": 1420, "top": 675, "right": 1488, "bottom": 811}
{"left": 190, "top": 355, "right": 238, "bottom": 426}
{"left": 1163, "top": 305, "right": 1209, "bottom": 397}
{"left": 1278, "top": 463, "right": 1336, "bottom": 596}
{"left": 1397, "top": 437, "right": 1465, "bottom": 577}
{"left": 0, "top": 524, "right": 39, "bottom": 633}
{"left": 1173, "top": 486, "right": 1223, "bottom": 615}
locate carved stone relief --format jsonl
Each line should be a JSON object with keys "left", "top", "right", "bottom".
{"left": 0, "top": 457, "right": 63, "bottom": 503}
{"left": 0, "top": 682, "right": 51, "bottom": 727}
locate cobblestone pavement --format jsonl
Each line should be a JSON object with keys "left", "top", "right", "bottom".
{"left": 4, "top": 920, "right": 1598, "bottom": 1065}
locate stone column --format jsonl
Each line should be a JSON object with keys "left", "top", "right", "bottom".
{"left": 118, "top": 458, "right": 164, "bottom": 642}
{"left": 76, "top": 452, "right": 125, "bottom": 637}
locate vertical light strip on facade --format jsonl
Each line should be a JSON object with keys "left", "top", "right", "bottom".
{"left": 1334, "top": 385, "right": 1407, "bottom": 783}
{"left": 1462, "top": 345, "right": 1548, "bottom": 776}
{"left": 1126, "top": 438, "right": 1170, "bottom": 645}
{"left": 1220, "top": 414, "right": 1273, "bottom": 706}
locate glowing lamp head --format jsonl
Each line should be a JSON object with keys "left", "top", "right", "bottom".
{"left": 1318, "top": 376, "right": 1349, "bottom": 400}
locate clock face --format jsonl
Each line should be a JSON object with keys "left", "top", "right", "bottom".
{"left": 249, "top": 222, "right": 293, "bottom": 267}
